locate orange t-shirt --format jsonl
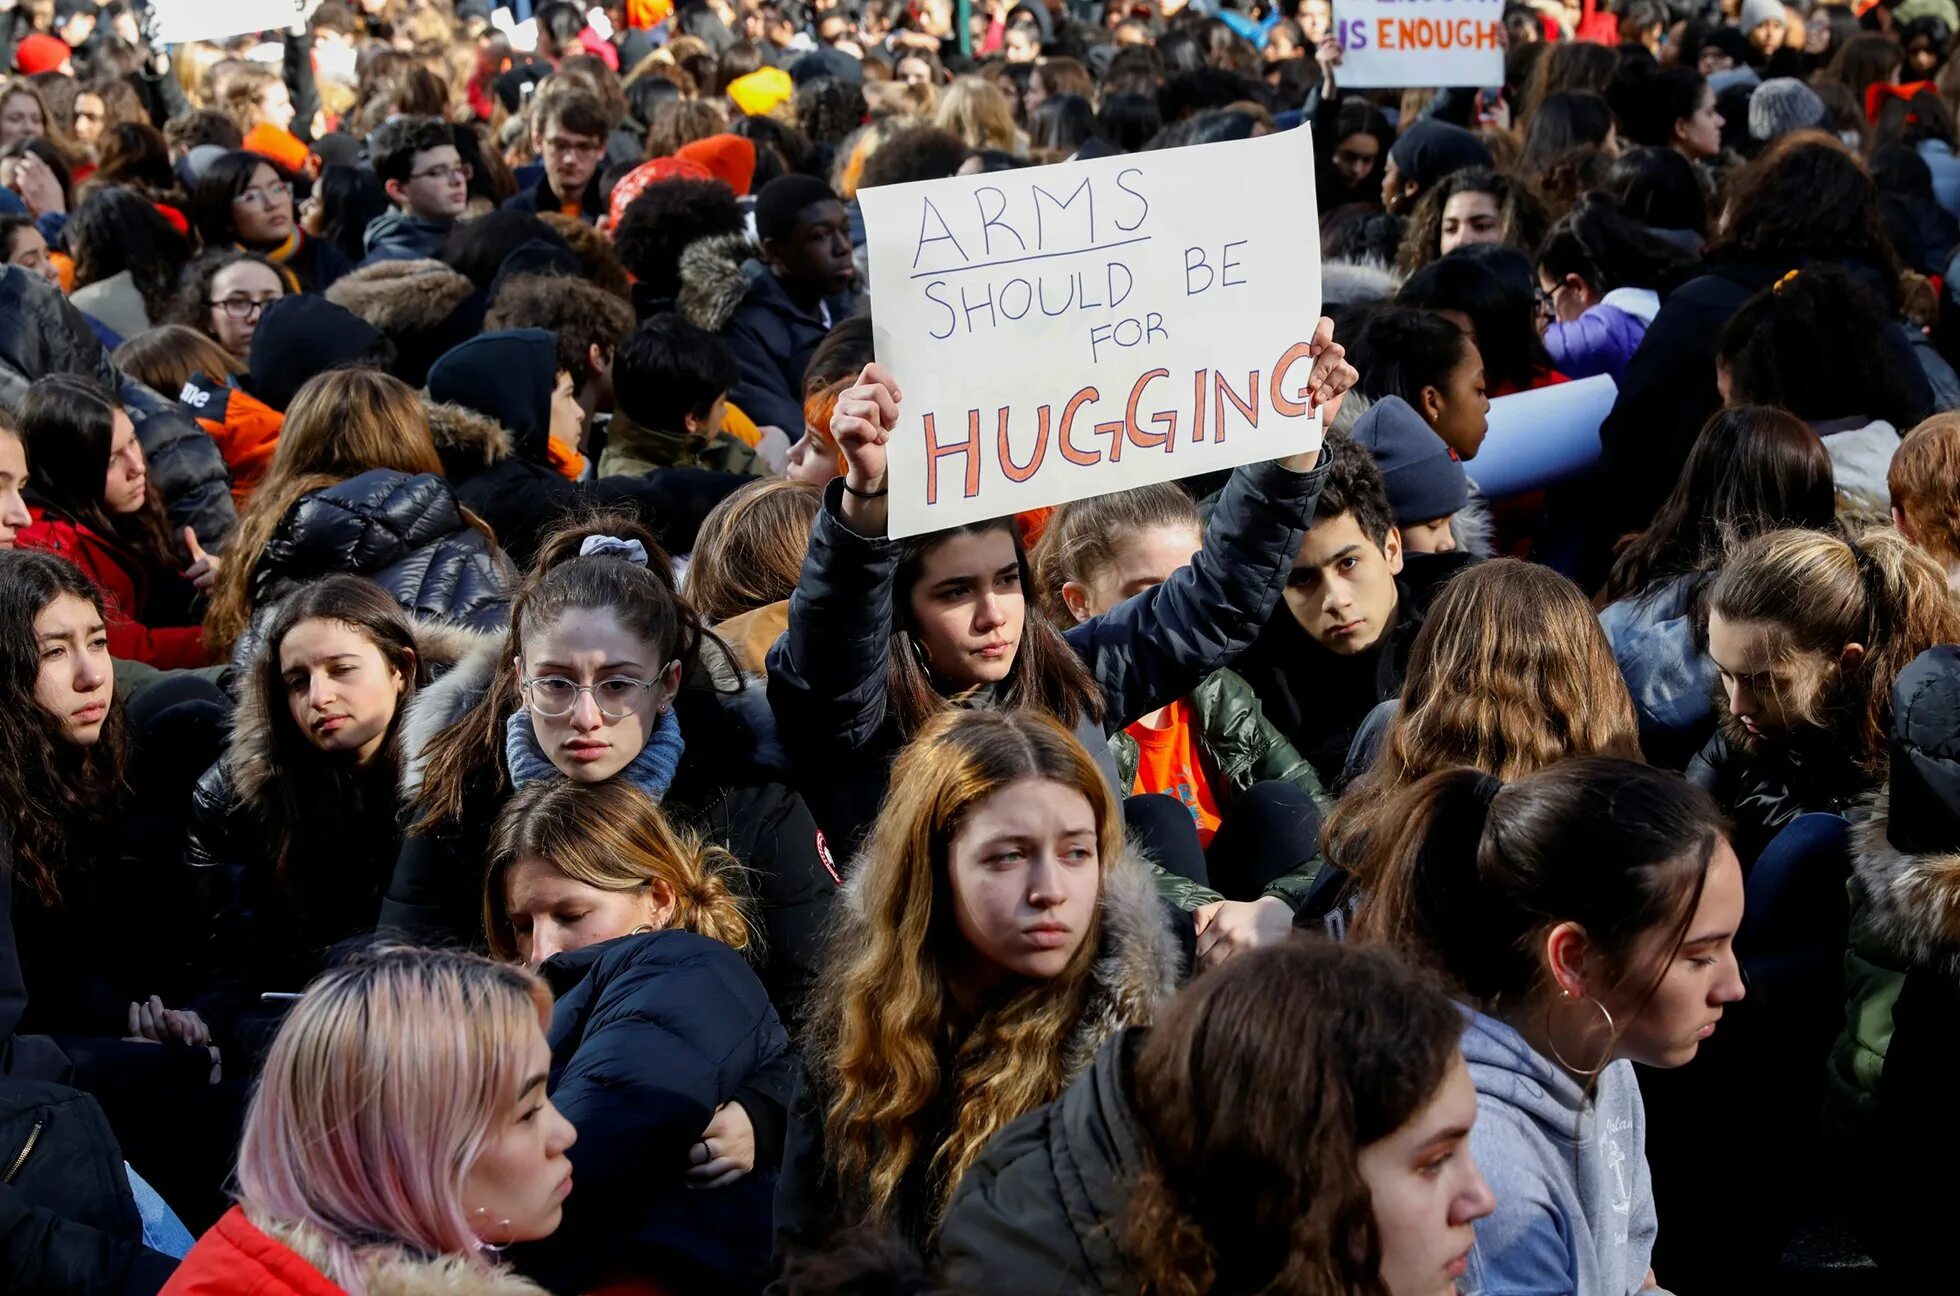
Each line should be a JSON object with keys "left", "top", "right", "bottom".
{"left": 1127, "top": 699, "right": 1223, "bottom": 846}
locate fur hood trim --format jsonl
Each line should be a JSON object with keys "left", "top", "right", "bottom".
{"left": 1853, "top": 785, "right": 1960, "bottom": 979}
{"left": 1323, "top": 258, "right": 1399, "bottom": 308}
{"left": 677, "top": 231, "right": 759, "bottom": 334}
{"left": 228, "top": 617, "right": 499, "bottom": 807}
{"left": 326, "top": 259, "right": 478, "bottom": 336}
{"left": 839, "top": 836, "right": 1184, "bottom": 1080}
{"left": 1451, "top": 486, "right": 1496, "bottom": 560}
{"left": 424, "top": 398, "right": 513, "bottom": 469}
{"left": 253, "top": 1211, "right": 551, "bottom": 1296}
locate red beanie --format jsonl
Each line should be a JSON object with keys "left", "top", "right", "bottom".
{"left": 606, "top": 156, "right": 714, "bottom": 232}
{"left": 14, "top": 33, "right": 71, "bottom": 76}
{"left": 676, "top": 135, "right": 757, "bottom": 199}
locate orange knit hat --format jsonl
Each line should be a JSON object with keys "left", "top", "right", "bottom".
{"left": 675, "top": 135, "right": 756, "bottom": 197}
{"left": 242, "top": 124, "right": 310, "bottom": 176}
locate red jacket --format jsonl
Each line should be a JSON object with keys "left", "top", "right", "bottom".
{"left": 16, "top": 508, "right": 215, "bottom": 668}
{"left": 163, "top": 1209, "right": 343, "bottom": 1296}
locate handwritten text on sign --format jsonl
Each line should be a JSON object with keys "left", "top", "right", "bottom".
{"left": 858, "top": 128, "right": 1323, "bottom": 539}
{"left": 1333, "top": 0, "right": 1503, "bottom": 90}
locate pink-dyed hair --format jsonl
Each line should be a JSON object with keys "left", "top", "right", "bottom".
{"left": 234, "top": 945, "right": 553, "bottom": 1296}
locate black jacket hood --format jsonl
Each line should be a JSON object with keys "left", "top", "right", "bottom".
{"left": 426, "top": 327, "right": 558, "bottom": 464}
{"left": 244, "top": 295, "right": 387, "bottom": 413}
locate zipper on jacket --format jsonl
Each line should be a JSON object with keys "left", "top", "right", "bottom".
{"left": 3, "top": 1121, "right": 42, "bottom": 1184}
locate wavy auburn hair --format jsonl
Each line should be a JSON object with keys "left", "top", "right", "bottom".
{"left": 1122, "top": 939, "right": 1463, "bottom": 1296}
{"left": 1326, "top": 560, "right": 1639, "bottom": 877}
{"left": 807, "top": 708, "right": 1121, "bottom": 1230}
{"left": 235, "top": 945, "right": 552, "bottom": 1296}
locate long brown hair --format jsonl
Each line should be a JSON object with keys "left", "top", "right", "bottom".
{"left": 1326, "top": 560, "right": 1640, "bottom": 876}
{"left": 112, "top": 324, "right": 239, "bottom": 401}
{"left": 683, "top": 478, "right": 821, "bottom": 625}
{"left": 1030, "top": 484, "right": 1200, "bottom": 625}
{"left": 1708, "top": 526, "right": 1960, "bottom": 774}
{"left": 888, "top": 519, "right": 1102, "bottom": 738}
{"left": 807, "top": 708, "right": 1123, "bottom": 1230}
{"left": 1122, "top": 939, "right": 1463, "bottom": 1296}
{"left": 203, "top": 369, "right": 449, "bottom": 654}
{"left": 410, "top": 512, "right": 704, "bottom": 837}
{"left": 484, "top": 779, "right": 752, "bottom": 959}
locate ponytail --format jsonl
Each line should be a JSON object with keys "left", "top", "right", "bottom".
{"left": 1029, "top": 483, "right": 1201, "bottom": 625}
{"left": 1354, "top": 758, "right": 1724, "bottom": 1011}
{"left": 1847, "top": 527, "right": 1960, "bottom": 764}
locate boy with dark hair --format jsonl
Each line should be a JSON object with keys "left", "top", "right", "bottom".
{"left": 603, "top": 314, "right": 760, "bottom": 476}
{"left": 1231, "top": 431, "right": 1477, "bottom": 784}
{"left": 363, "top": 116, "right": 470, "bottom": 264}
{"left": 485, "top": 272, "right": 636, "bottom": 439}
{"left": 504, "top": 88, "right": 613, "bottom": 222}
{"left": 685, "top": 172, "right": 855, "bottom": 434}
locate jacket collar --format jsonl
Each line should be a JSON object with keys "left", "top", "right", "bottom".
{"left": 249, "top": 1208, "right": 552, "bottom": 1296}
{"left": 1853, "top": 785, "right": 1960, "bottom": 981}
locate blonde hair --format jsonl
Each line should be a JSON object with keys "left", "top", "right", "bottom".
{"left": 808, "top": 708, "right": 1126, "bottom": 1231}
{"left": 235, "top": 946, "right": 552, "bottom": 1296}
{"left": 1030, "top": 484, "right": 1201, "bottom": 624}
{"left": 203, "top": 369, "right": 449, "bottom": 654}
{"left": 936, "top": 77, "right": 1018, "bottom": 152}
{"left": 1890, "top": 413, "right": 1960, "bottom": 570}
{"left": 684, "top": 478, "right": 821, "bottom": 624}
{"left": 484, "top": 779, "right": 753, "bottom": 959}
{"left": 216, "top": 62, "right": 284, "bottom": 134}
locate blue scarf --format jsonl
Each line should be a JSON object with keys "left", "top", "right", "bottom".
{"left": 503, "top": 705, "right": 687, "bottom": 802}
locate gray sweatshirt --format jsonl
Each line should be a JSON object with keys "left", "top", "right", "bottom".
{"left": 1460, "top": 1010, "right": 1669, "bottom": 1296}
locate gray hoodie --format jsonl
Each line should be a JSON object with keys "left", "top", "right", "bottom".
{"left": 1459, "top": 1010, "right": 1668, "bottom": 1296}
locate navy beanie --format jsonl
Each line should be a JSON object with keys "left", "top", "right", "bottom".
{"left": 1351, "top": 396, "right": 1469, "bottom": 525}
{"left": 1387, "top": 120, "right": 1493, "bottom": 191}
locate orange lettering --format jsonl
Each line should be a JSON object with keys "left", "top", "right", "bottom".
{"left": 1214, "top": 370, "right": 1261, "bottom": 441}
{"left": 1127, "top": 369, "right": 1173, "bottom": 451}
{"left": 923, "top": 411, "right": 983, "bottom": 504}
{"left": 1268, "top": 341, "right": 1315, "bottom": 416}
{"left": 1057, "top": 387, "right": 1102, "bottom": 466}
{"left": 1000, "top": 405, "right": 1046, "bottom": 482}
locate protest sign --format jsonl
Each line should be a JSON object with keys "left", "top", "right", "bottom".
{"left": 1465, "top": 374, "right": 1617, "bottom": 499}
{"left": 151, "top": 0, "right": 301, "bottom": 45}
{"left": 1332, "top": 0, "right": 1504, "bottom": 90}
{"left": 857, "top": 128, "right": 1324, "bottom": 540}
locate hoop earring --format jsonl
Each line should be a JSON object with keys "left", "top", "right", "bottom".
{"left": 630, "top": 924, "right": 654, "bottom": 935}
{"left": 1543, "top": 991, "right": 1616, "bottom": 1081}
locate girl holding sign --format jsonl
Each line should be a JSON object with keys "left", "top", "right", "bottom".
{"left": 764, "top": 318, "right": 1358, "bottom": 863}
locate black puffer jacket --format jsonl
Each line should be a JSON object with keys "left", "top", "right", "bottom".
{"left": 184, "top": 617, "right": 496, "bottom": 1053}
{"left": 381, "top": 640, "right": 837, "bottom": 1019}
{"left": 934, "top": 1032, "right": 1146, "bottom": 1296}
{"left": 767, "top": 457, "right": 1330, "bottom": 854}
{"left": 1685, "top": 719, "right": 1875, "bottom": 865}
{"left": 0, "top": 822, "right": 71, "bottom": 1084}
{"left": 0, "top": 266, "right": 235, "bottom": 550}
{"left": 251, "top": 469, "right": 510, "bottom": 633}
{"left": 512, "top": 931, "right": 793, "bottom": 1296}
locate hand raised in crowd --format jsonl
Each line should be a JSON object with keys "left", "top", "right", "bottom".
{"left": 1315, "top": 32, "right": 1343, "bottom": 94}
{"left": 6, "top": 152, "right": 66, "bottom": 220}
{"left": 182, "top": 528, "right": 221, "bottom": 592}
{"left": 686, "top": 1101, "right": 756, "bottom": 1190}
{"left": 1280, "top": 314, "right": 1358, "bottom": 470}
{"left": 830, "top": 361, "right": 903, "bottom": 536}
{"left": 1193, "top": 896, "right": 1297, "bottom": 969}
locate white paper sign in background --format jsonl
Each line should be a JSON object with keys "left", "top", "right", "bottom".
{"left": 1333, "top": 0, "right": 1505, "bottom": 90}
{"left": 151, "top": 0, "right": 302, "bottom": 45}
{"left": 858, "top": 129, "right": 1324, "bottom": 539}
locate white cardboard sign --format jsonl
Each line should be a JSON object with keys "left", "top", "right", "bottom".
{"left": 858, "top": 128, "right": 1324, "bottom": 539}
{"left": 1333, "top": 0, "right": 1504, "bottom": 90}
{"left": 151, "top": 0, "right": 301, "bottom": 45}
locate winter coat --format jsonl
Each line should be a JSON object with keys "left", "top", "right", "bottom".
{"left": 162, "top": 1207, "right": 550, "bottom": 1296}
{"left": 933, "top": 1031, "right": 1146, "bottom": 1295}
{"left": 0, "top": 1077, "right": 176, "bottom": 1296}
{"left": 239, "top": 295, "right": 388, "bottom": 416}
{"left": 359, "top": 210, "right": 455, "bottom": 265}
{"left": 15, "top": 508, "right": 214, "bottom": 669}
{"left": 176, "top": 374, "right": 282, "bottom": 506}
{"left": 1686, "top": 721, "right": 1876, "bottom": 865}
{"left": 1109, "top": 667, "right": 1330, "bottom": 816}
{"left": 501, "top": 173, "right": 604, "bottom": 223}
{"left": 0, "top": 822, "right": 71, "bottom": 1084}
{"left": 1541, "top": 288, "right": 1657, "bottom": 384}
{"left": 250, "top": 469, "right": 510, "bottom": 636}
{"left": 1598, "top": 574, "right": 1718, "bottom": 771}
{"left": 1919, "top": 138, "right": 1960, "bottom": 223}
{"left": 1461, "top": 1011, "right": 1668, "bottom": 1296}
{"left": 253, "top": 231, "right": 352, "bottom": 295}
{"left": 773, "top": 840, "right": 1183, "bottom": 1258}
{"left": 512, "top": 931, "right": 793, "bottom": 1295}
{"left": 324, "top": 258, "right": 485, "bottom": 389}
{"left": 678, "top": 232, "right": 856, "bottom": 434}
{"left": 184, "top": 618, "right": 494, "bottom": 1052}
{"left": 767, "top": 458, "right": 1330, "bottom": 863}
{"left": 0, "top": 266, "right": 235, "bottom": 550}
{"left": 712, "top": 602, "right": 789, "bottom": 679}
{"left": 1584, "top": 257, "right": 1932, "bottom": 587}
{"left": 383, "top": 641, "right": 838, "bottom": 1020}
{"left": 69, "top": 270, "right": 153, "bottom": 343}
{"left": 1810, "top": 415, "right": 1899, "bottom": 527}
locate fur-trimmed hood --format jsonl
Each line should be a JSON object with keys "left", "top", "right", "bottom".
{"left": 676, "top": 231, "right": 761, "bottom": 334}
{"left": 326, "top": 258, "right": 478, "bottom": 336}
{"left": 225, "top": 617, "right": 499, "bottom": 808}
{"left": 1323, "top": 257, "right": 1399, "bottom": 308}
{"left": 1852, "top": 785, "right": 1960, "bottom": 980}
{"left": 837, "top": 836, "right": 1184, "bottom": 1078}
{"left": 424, "top": 396, "right": 515, "bottom": 474}
{"left": 254, "top": 1209, "right": 551, "bottom": 1296}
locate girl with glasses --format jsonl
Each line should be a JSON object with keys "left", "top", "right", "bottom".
{"left": 168, "top": 249, "right": 290, "bottom": 371}
{"left": 189, "top": 150, "right": 353, "bottom": 294}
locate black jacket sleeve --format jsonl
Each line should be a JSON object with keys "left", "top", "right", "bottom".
{"left": 283, "top": 29, "right": 318, "bottom": 145}
{"left": 771, "top": 1061, "right": 836, "bottom": 1266}
{"left": 0, "top": 1187, "right": 175, "bottom": 1296}
{"left": 1066, "top": 454, "right": 1328, "bottom": 733}
{"left": 378, "top": 818, "right": 483, "bottom": 947}
{"left": 182, "top": 763, "right": 257, "bottom": 1040}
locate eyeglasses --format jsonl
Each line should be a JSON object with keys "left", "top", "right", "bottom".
{"left": 215, "top": 295, "right": 278, "bottom": 320}
{"left": 542, "top": 136, "right": 604, "bottom": 159}
{"left": 411, "top": 161, "right": 474, "bottom": 184}
{"left": 522, "top": 674, "right": 660, "bottom": 719}
{"left": 231, "top": 181, "right": 293, "bottom": 209}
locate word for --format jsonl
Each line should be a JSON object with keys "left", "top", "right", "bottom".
{"left": 918, "top": 340, "right": 1316, "bottom": 503}
{"left": 1336, "top": 16, "right": 1503, "bottom": 48}
{"left": 909, "top": 171, "right": 1151, "bottom": 274}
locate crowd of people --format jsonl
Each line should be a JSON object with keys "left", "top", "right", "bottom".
{"left": 2, "top": 0, "right": 1959, "bottom": 1291}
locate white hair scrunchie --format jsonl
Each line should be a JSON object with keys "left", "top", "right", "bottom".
{"left": 578, "top": 535, "right": 649, "bottom": 566}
